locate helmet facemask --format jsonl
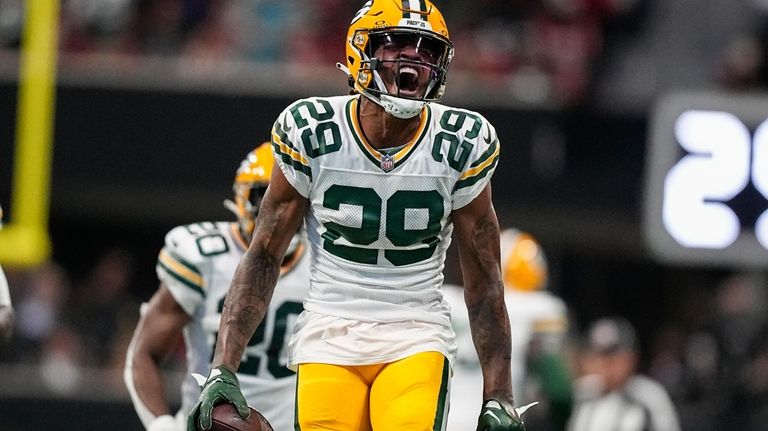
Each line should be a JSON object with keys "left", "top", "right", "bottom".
{"left": 225, "top": 175, "right": 302, "bottom": 256}
{"left": 224, "top": 143, "right": 274, "bottom": 241}
{"left": 233, "top": 182, "right": 268, "bottom": 237}
{"left": 351, "top": 28, "right": 453, "bottom": 118}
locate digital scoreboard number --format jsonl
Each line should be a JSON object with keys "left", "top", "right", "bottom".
{"left": 644, "top": 92, "right": 768, "bottom": 267}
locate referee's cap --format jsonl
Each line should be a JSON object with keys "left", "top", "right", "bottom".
{"left": 585, "top": 317, "right": 637, "bottom": 353}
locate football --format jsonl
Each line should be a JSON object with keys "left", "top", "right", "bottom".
{"left": 209, "top": 404, "right": 274, "bottom": 431}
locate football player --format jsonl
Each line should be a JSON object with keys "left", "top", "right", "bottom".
{"left": 189, "top": 1, "right": 528, "bottom": 430}
{"left": 125, "top": 143, "right": 310, "bottom": 431}
{"left": 445, "top": 229, "right": 572, "bottom": 431}
{"left": 0, "top": 204, "right": 14, "bottom": 344}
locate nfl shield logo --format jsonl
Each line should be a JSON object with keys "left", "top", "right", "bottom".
{"left": 380, "top": 154, "right": 395, "bottom": 172}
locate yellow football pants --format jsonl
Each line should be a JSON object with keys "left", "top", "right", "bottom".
{"left": 295, "top": 351, "right": 450, "bottom": 431}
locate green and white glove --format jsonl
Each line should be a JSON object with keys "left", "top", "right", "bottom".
{"left": 187, "top": 366, "right": 250, "bottom": 431}
{"left": 476, "top": 399, "right": 538, "bottom": 431}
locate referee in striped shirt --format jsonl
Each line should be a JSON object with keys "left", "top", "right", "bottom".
{"left": 567, "top": 317, "right": 681, "bottom": 431}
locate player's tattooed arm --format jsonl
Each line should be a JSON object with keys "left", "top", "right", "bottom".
{"left": 212, "top": 165, "right": 308, "bottom": 372}
{"left": 452, "top": 185, "right": 514, "bottom": 402}
{"left": 214, "top": 247, "right": 279, "bottom": 370}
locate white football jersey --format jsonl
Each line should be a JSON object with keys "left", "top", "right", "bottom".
{"left": 444, "top": 285, "right": 568, "bottom": 431}
{"left": 272, "top": 95, "right": 499, "bottom": 365}
{"left": 156, "top": 221, "right": 310, "bottom": 431}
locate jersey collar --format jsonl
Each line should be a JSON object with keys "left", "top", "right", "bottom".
{"left": 345, "top": 96, "right": 431, "bottom": 173}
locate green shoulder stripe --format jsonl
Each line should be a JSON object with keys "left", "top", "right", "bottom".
{"left": 157, "top": 248, "right": 205, "bottom": 296}
{"left": 163, "top": 247, "right": 200, "bottom": 276}
{"left": 156, "top": 262, "right": 204, "bottom": 297}
{"left": 157, "top": 248, "right": 204, "bottom": 294}
{"left": 273, "top": 116, "right": 300, "bottom": 152}
{"left": 470, "top": 138, "right": 498, "bottom": 168}
{"left": 453, "top": 155, "right": 499, "bottom": 191}
{"left": 271, "top": 141, "right": 312, "bottom": 179}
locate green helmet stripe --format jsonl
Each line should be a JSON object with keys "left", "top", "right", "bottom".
{"left": 402, "top": 0, "right": 427, "bottom": 20}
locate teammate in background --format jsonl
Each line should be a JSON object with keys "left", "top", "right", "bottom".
{"left": 567, "top": 317, "right": 681, "bottom": 431}
{"left": 124, "top": 143, "right": 310, "bottom": 431}
{"left": 0, "top": 204, "right": 14, "bottom": 344}
{"left": 188, "top": 1, "right": 530, "bottom": 430}
{"left": 445, "top": 229, "right": 572, "bottom": 431}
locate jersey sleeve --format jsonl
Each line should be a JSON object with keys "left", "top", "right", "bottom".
{"left": 452, "top": 116, "right": 500, "bottom": 209}
{"left": 271, "top": 100, "right": 315, "bottom": 198}
{"left": 155, "top": 225, "right": 206, "bottom": 316}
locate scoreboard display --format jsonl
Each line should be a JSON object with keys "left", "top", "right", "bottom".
{"left": 644, "top": 92, "right": 768, "bottom": 267}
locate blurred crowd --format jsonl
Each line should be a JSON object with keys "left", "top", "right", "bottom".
{"left": 2, "top": 0, "right": 768, "bottom": 106}
{"left": 0, "top": 250, "right": 146, "bottom": 396}
{"left": 643, "top": 272, "right": 768, "bottom": 431}
{"left": 0, "top": 0, "right": 652, "bottom": 106}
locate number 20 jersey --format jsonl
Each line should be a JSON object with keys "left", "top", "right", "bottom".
{"left": 156, "top": 222, "right": 309, "bottom": 431}
{"left": 272, "top": 95, "right": 500, "bottom": 329}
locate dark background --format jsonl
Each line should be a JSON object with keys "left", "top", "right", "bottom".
{"left": 0, "top": 80, "right": 726, "bottom": 345}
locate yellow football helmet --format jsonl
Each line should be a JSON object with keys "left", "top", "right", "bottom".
{"left": 500, "top": 228, "right": 548, "bottom": 292}
{"left": 340, "top": 0, "right": 454, "bottom": 119}
{"left": 224, "top": 142, "right": 274, "bottom": 237}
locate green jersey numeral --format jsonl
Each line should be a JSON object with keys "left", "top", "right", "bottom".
{"left": 432, "top": 109, "right": 481, "bottom": 172}
{"left": 290, "top": 99, "right": 341, "bottom": 157}
{"left": 183, "top": 223, "right": 230, "bottom": 256}
{"left": 322, "top": 185, "right": 381, "bottom": 264}
{"left": 214, "top": 299, "right": 304, "bottom": 378}
{"left": 321, "top": 185, "right": 444, "bottom": 266}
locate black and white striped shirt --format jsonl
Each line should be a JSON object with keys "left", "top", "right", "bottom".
{"left": 567, "top": 375, "right": 681, "bottom": 431}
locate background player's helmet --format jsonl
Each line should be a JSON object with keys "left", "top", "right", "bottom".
{"left": 342, "top": 0, "right": 454, "bottom": 119}
{"left": 0, "top": 203, "right": 3, "bottom": 229}
{"left": 224, "top": 142, "right": 273, "bottom": 237}
{"left": 500, "top": 228, "right": 548, "bottom": 292}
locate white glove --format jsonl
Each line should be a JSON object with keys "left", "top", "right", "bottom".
{"left": 148, "top": 414, "right": 178, "bottom": 431}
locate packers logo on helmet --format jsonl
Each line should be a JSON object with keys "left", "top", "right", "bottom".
{"left": 340, "top": 0, "right": 454, "bottom": 119}
{"left": 224, "top": 142, "right": 274, "bottom": 237}
{"left": 500, "top": 229, "right": 548, "bottom": 292}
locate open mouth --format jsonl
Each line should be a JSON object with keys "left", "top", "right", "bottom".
{"left": 396, "top": 66, "right": 420, "bottom": 94}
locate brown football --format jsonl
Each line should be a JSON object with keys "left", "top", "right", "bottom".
{"left": 209, "top": 404, "right": 274, "bottom": 431}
